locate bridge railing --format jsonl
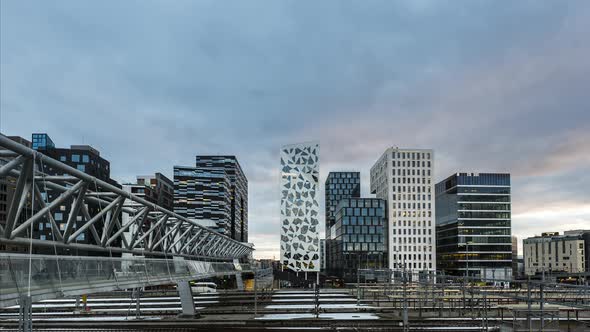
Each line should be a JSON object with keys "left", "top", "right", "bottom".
{"left": 0, "top": 253, "right": 250, "bottom": 308}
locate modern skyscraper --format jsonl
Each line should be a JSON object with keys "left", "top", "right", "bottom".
{"left": 280, "top": 142, "right": 320, "bottom": 272}
{"left": 370, "top": 148, "right": 435, "bottom": 274}
{"left": 436, "top": 173, "right": 512, "bottom": 280}
{"left": 196, "top": 156, "right": 248, "bottom": 242}
{"left": 325, "top": 172, "right": 360, "bottom": 239}
{"left": 328, "top": 198, "right": 387, "bottom": 282}
{"left": 173, "top": 165, "right": 231, "bottom": 236}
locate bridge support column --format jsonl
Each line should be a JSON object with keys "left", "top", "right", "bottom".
{"left": 177, "top": 280, "right": 196, "bottom": 317}
{"left": 236, "top": 272, "right": 245, "bottom": 291}
{"left": 19, "top": 295, "right": 32, "bottom": 332}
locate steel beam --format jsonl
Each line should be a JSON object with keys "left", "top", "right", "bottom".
{"left": 0, "top": 155, "right": 24, "bottom": 177}
{"left": 32, "top": 184, "right": 63, "bottom": 242}
{"left": 62, "top": 183, "right": 88, "bottom": 240}
{"left": 67, "top": 196, "right": 123, "bottom": 243}
{"left": 4, "top": 159, "right": 32, "bottom": 237}
{"left": 11, "top": 180, "right": 85, "bottom": 239}
{"left": 178, "top": 229, "right": 203, "bottom": 254}
{"left": 105, "top": 207, "right": 148, "bottom": 247}
{"left": 133, "top": 214, "right": 168, "bottom": 249}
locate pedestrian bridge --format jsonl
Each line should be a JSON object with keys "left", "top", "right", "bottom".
{"left": 0, "top": 253, "right": 252, "bottom": 308}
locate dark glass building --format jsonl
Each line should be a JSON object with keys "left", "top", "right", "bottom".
{"left": 173, "top": 165, "right": 232, "bottom": 236}
{"left": 31, "top": 133, "right": 120, "bottom": 255}
{"left": 195, "top": 156, "right": 248, "bottom": 242}
{"left": 436, "top": 173, "right": 512, "bottom": 280}
{"left": 324, "top": 172, "right": 360, "bottom": 238}
{"left": 328, "top": 198, "right": 387, "bottom": 282}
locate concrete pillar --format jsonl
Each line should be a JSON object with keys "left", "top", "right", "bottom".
{"left": 177, "top": 280, "right": 195, "bottom": 317}
{"left": 19, "top": 295, "right": 32, "bottom": 332}
{"left": 236, "top": 272, "right": 244, "bottom": 291}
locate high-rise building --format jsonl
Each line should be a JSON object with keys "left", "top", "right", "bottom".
{"left": 30, "top": 133, "right": 120, "bottom": 254}
{"left": 436, "top": 173, "right": 512, "bottom": 280}
{"left": 325, "top": 172, "right": 360, "bottom": 239}
{"left": 196, "top": 156, "right": 248, "bottom": 242}
{"left": 523, "top": 232, "right": 586, "bottom": 276}
{"left": 137, "top": 173, "right": 174, "bottom": 211}
{"left": 370, "top": 148, "right": 435, "bottom": 274}
{"left": 328, "top": 198, "right": 387, "bottom": 282}
{"left": 173, "top": 165, "right": 231, "bottom": 235}
{"left": 280, "top": 142, "right": 320, "bottom": 272}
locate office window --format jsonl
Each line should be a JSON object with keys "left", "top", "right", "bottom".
{"left": 72, "top": 154, "right": 80, "bottom": 162}
{"left": 82, "top": 155, "right": 90, "bottom": 163}
{"left": 77, "top": 164, "right": 85, "bottom": 172}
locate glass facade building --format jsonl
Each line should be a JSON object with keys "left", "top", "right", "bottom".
{"left": 436, "top": 173, "right": 512, "bottom": 280}
{"left": 280, "top": 142, "right": 320, "bottom": 272}
{"left": 196, "top": 156, "right": 248, "bottom": 242}
{"left": 325, "top": 172, "right": 360, "bottom": 238}
{"left": 328, "top": 198, "right": 387, "bottom": 282}
{"left": 174, "top": 166, "right": 232, "bottom": 235}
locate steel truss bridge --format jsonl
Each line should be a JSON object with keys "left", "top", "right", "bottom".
{"left": 0, "top": 133, "right": 254, "bottom": 327}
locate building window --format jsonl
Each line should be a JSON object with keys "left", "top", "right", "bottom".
{"left": 82, "top": 155, "right": 89, "bottom": 163}
{"left": 54, "top": 212, "right": 63, "bottom": 221}
{"left": 72, "top": 154, "right": 80, "bottom": 162}
{"left": 77, "top": 164, "right": 85, "bottom": 172}
{"left": 59, "top": 156, "right": 66, "bottom": 161}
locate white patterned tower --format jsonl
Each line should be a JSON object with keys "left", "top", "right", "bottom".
{"left": 280, "top": 142, "right": 320, "bottom": 272}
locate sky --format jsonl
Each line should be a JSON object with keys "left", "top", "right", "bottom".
{"left": 1, "top": 1, "right": 589, "bottom": 259}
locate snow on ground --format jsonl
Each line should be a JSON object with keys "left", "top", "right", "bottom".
{"left": 256, "top": 313, "right": 379, "bottom": 320}
{"left": 265, "top": 304, "right": 373, "bottom": 309}
{"left": 272, "top": 298, "right": 356, "bottom": 302}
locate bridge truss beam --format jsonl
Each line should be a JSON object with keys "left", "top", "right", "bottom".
{"left": 0, "top": 134, "right": 253, "bottom": 261}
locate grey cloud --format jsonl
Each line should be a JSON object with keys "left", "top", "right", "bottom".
{"left": 2, "top": 1, "right": 589, "bottom": 258}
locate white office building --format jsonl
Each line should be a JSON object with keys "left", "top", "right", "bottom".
{"left": 370, "top": 148, "right": 435, "bottom": 274}
{"left": 280, "top": 142, "right": 320, "bottom": 272}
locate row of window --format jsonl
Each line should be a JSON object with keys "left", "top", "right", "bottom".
{"left": 393, "top": 237, "right": 432, "bottom": 244}
{"left": 393, "top": 160, "right": 432, "bottom": 168}
{"left": 392, "top": 151, "right": 431, "bottom": 160}
{"left": 393, "top": 186, "right": 432, "bottom": 194}
{"left": 394, "top": 220, "right": 432, "bottom": 227}
{"left": 393, "top": 245, "right": 433, "bottom": 252}
{"left": 394, "top": 168, "right": 432, "bottom": 177}
{"left": 394, "top": 210, "right": 433, "bottom": 217}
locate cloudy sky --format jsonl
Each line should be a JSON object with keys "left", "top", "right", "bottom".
{"left": 1, "top": 1, "right": 589, "bottom": 258}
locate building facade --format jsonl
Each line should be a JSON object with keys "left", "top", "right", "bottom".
{"left": 280, "top": 142, "right": 320, "bottom": 272}
{"left": 328, "top": 198, "right": 387, "bottom": 282}
{"left": 31, "top": 133, "right": 119, "bottom": 254}
{"left": 173, "top": 165, "right": 231, "bottom": 235}
{"left": 370, "top": 148, "right": 435, "bottom": 274}
{"left": 436, "top": 173, "right": 512, "bottom": 280}
{"left": 137, "top": 173, "right": 174, "bottom": 211}
{"left": 196, "top": 156, "right": 248, "bottom": 242}
{"left": 523, "top": 232, "right": 586, "bottom": 276}
{"left": 325, "top": 172, "right": 360, "bottom": 238}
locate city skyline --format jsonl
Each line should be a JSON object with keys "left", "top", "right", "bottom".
{"left": 2, "top": 1, "right": 590, "bottom": 259}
